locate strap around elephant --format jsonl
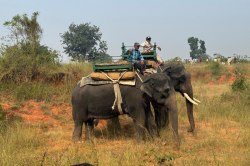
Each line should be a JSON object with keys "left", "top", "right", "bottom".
{"left": 135, "top": 71, "right": 143, "bottom": 83}
{"left": 158, "top": 65, "right": 163, "bottom": 72}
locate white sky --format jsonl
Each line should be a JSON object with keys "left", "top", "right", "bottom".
{"left": 0, "top": 0, "right": 250, "bottom": 62}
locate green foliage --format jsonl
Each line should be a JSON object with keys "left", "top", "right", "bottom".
{"left": 0, "top": 62, "right": 92, "bottom": 103}
{"left": 3, "top": 12, "right": 42, "bottom": 50}
{"left": 0, "top": 12, "right": 61, "bottom": 83}
{"left": 188, "top": 37, "right": 207, "bottom": 60}
{"left": 206, "top": 62, "right": 223, "bottom": 78}
{"left": 61, "top": 23, "right": 111, "bottom": 62}
{"left": 0, "top": 44, "right": 60, "bottom": 83}
{"left": 231, "top": 67, "right": 249, "bottom": 91}
{"left": 14, "top": 83, "right": 54, "bottom": 101}
{"left": 0, "top": 123, "right": 41, "bottom": 165}
{"left": 199, "top": 40, "right": 206, "bottom": 54}
{"left": 213, "top": 53, "right": 228, "bottom": 62}
{"left": 165, "top": 56, "right": 182, "bottom": 63}
{"left": 232, "top": 78, "right": 248, "bottom": 91}
{"left": 188, "top": 37, "right": 199, "bottom": 59}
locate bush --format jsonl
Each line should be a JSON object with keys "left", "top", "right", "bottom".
{"left": 232, "top": 78, "right": 248, "bottom": 91}
{"left": 14, "top": 83, "right": 55, "bottom": 102}
{"left": 0, "top": 44, "right": 60, "bottom": 83}
{"left": 231, "top": 67, "right": 249, "bottom": 91}
{"left": 206, "top": 62, "right": 223, "bottom": 78}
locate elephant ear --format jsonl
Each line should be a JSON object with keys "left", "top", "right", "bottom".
{"left": 162, "top": 66, "right": 171, "bottom": 75}
{"left": 178, "top": 74, "right": 186, "bottom": 82}
{"left": 163, "top": 64, "right": 186, "bottom": 81}
{"left": 140, "top": 78, "right": 154, "bottom": 98}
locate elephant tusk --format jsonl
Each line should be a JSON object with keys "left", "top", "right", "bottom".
{"left": 193, "top": 98, "right": 201, "bottom": 103}
{"left": 184, "top": 93, "right": 198, "bottom": 105}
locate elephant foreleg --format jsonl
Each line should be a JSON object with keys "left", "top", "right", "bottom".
{"left": 134, "top": 119, "right": 146, "bottom": 141}
{"left": 130, "top": 107, "right": 147, "bottom": 141}
{"left": 169, "top": 108, "right": 180, "bottom": 148}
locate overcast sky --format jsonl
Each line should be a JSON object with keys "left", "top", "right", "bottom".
{"left": 0, "top": 0, "right": 250, "bottom": 62}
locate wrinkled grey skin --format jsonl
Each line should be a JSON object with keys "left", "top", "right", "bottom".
{"left": 140, "top": 73, "right": 179, "bottom": 141}
{"left": 160, "top": 63, "right": 195, "bottom": 132}
{"left": 71, "top": 73, "right": 174, "bottom": 142}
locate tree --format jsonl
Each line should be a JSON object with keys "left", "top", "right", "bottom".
{"left": 187, "top": 37, "right": 199, "bottom": 59}
{"left": 1, "top": 12, "right": 60, "bottom": 82}
{"left": 4, "top": 12, "right": 42, "bottom": 52}
{"left": 61, "top": 23, "right": 110, "bottom": 62}
{"left": 199, "top": 40, "right": 206, "bottom": 54}
{"left": 188, "top": 37, "right": 207, "bottom": 60}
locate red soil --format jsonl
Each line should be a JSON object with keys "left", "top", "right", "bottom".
{"left": 1, "top": 100, "right": 71, "bottom": 126}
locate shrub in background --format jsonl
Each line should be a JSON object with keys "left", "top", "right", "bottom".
{"left": 231, "top": 66, "right": 249, "bottom": 92}
{"left": 0, "top": 44, "right": 61, "bottom": 83}
{"left": 206, "top": 62, "right": 223, "bottom": 78}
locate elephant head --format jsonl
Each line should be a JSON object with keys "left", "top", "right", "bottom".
{"left": 162, "top": 63, "right": 200, "bottom": 132}
{"left": 140, "top": 73, "right": 172, "bottom": 104}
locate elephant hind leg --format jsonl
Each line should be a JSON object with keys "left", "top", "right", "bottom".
{"left": 134, "top": 120, "right": 146, "bottom": 141}
{"left": 85, "top": 119, "right": 94, "bottom": 141}
{"left": 72, "top": 120, "right": 84, "bottom": 142}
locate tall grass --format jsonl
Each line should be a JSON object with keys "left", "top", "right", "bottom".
{"left": 0, "top": 122, "right": 41, "bottom": 165}
{"left": 0, "top": 62, "right": 92, "bottom": 102}
{"left": 0, "top": 63, "right": 249, "bottom": 165}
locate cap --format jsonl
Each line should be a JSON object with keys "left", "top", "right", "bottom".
{"left": 146, "top": 36, "right": 151, "bottom": 40}
{"left": 134, "top": 42, "right": 140, "bottom": 47}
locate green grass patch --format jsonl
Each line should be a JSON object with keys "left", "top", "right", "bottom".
{"left": 14, "top": 82, "right": 56, "bottom": 101}
{"left": 206, "top": 62, "right": 224, "bottom": 78}
{"left": 0, "top": 122, "right": 42, "bottom": 165}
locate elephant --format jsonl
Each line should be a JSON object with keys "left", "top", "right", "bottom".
{"left": 159, "top": 63, "right": 200, "bottom": 132}
{"left": 71, "top": 73, "right": 178, "bottom": 142}
{"left": 140, "top": 74, "right": 179, "bottom": 142}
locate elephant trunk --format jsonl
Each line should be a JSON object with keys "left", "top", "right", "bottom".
{"left": 153, "top": 105, "right": 167, "bottom": 129}
{"left": 184, "top": 88, "right": 195, "bottom": 132}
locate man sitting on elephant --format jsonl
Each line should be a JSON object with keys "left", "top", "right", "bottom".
{"left": 128, "top": 42, "right": 146, "bottom": 75}
{"left": 141, "top": 36, "right": 164, "bottom": 65}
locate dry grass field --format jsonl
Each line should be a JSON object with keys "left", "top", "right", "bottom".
{"left": 0, "top": 63, "right": 249, "bottom": 166}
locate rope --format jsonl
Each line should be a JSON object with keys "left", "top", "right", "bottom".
{"left": 100, "top": 72, "right": 116, "bottom": 82}
{"left": 112, "top": 84, "right": 123, "bottom": 114}
{"left": 158, "top": 65, "right": 163, "bottom": 72}
{"left": 100, "top": 71, "right": 128, "bottom": 114}
{"left": 100, "top": 71, "right": 127, "bottom": 83}
{"left": 135, "top": 71, "right": 143, "bottom": 83}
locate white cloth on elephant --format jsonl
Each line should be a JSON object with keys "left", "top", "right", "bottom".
{"left": 112, "top": 83, "right": 123, "bottom": 114}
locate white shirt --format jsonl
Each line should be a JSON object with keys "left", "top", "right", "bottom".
{"left": 141, "top": 41, "right": 154, "bottom": 53}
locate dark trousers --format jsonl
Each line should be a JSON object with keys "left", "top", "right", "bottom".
{"left": 133, "top": 61, "right": 146, "bottom": 75}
